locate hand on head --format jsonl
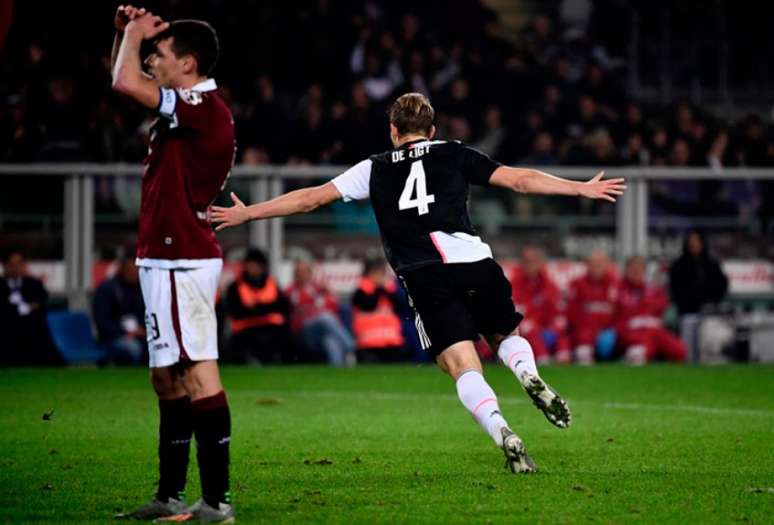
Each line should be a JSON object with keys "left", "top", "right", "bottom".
{"left": 116, "top": 5, "right": 169, "bottom": 39}
{"left": 115, "top": 5, "right": 146, "bottom": 32}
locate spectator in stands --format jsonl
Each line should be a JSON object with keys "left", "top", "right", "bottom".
{"left": 541, "top": 85, "right": 565, "bottom": 136}
{"left": 671, "top": 102, "right": 695, "bottom": 141}
{"left": 620, "top": 133, "right": 649, "bottom": 166}
{"left": 649, "top": 126, "right": 671, "bottom": 166}
{"left": 93, "top": 254, "right": 145, "bottom": 364}
{"left": 669, "top": 231, "right": 729, "bottom": 316}
{"left": 4, "top": 2, "right": 774, "bottom": 247}
{"left": 522, "top": 132, "right": 557, "bottom": 166}
{"left": 292, "top": 102, "right": 328, "bottom": 164}
{"left": 615, "top": 256, "right": 687, "bottom": 364}
{"left": 669, "top": 138, "right": 692, "bottom": 166}
{"left": 738, "top": 114, "right": 772, "bottom": 167}
{"left": 618, "top": 103, "right": 646, "bottom": 142}
{"left": 567, "top": 249, "right": 619, "bottom": 364}
{"left": 224, "top": 248, "right": 292, "bottom": 364}
{"left": 286, "top": 259, "right": 355, "bottom": 366}
{"left": 473, "top": 105, "right": 506, "bottom": 159}
{"left": 0, "top": 249, "right": 58, "bottom": 365}
{"left": 351, "top": 259, "right": 406, "bottom": 363}
{"left": 669, "top": 231, "right": 729, "bottom": 358}
{"left": 510, "top": 246, "right": 571, "bottom": 364}
{"left": 238, "top": 75, "right": 286, "bottom": 160}
{"left": 1, "top": 94, "right": 43, "bottom": 161}
{"left": 241, "top": 146, "right": 271, "bottom": 166}
{"left": 566, "top": 95, "right": 608, "bottom": 138}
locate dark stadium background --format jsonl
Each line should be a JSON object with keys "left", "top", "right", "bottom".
{"left": 1, "top": 3, "right": 774, "bottom": 523}
{"left": 0, "top": 0, "right": 773, "bottom": 365}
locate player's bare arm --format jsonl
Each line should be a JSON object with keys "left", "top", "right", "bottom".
{"left": 211, "top": 182, "right": 342, "bottom": 231}
{"left": 111, "top": 5, "right": 146, "bottom": 70}
{"left": 489, "top": 167, "right": 626, "bottom": 203}
{"left": 111, "top": 10, "right": 169, "bottom": 109}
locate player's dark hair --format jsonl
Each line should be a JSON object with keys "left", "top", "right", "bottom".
{"left": 389, "top": 93, "right": 434, "bottom": 137}
{"left": 158, "top": 19, "right": 219, "bottom": 76}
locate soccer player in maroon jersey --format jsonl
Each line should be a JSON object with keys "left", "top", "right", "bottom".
{"left": 110, "top": 6, "right": 235, "bottom": 522}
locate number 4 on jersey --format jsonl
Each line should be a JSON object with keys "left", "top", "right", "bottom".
{"left": 399, "top": 160, "right": 436, "bottom": 215}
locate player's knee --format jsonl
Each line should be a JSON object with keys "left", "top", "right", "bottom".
{"left": 437, "top": 341, "right": 482, "bottom": 380}
{"left": 149, "top": 368, "right": 184, "bottom": 399}
{"left": 180, "top": 361, "right": 223, "bottom": 400}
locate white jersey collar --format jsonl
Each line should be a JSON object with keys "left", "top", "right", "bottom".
{"left": 190, "top": 78, "right": 217, "bottom": 92}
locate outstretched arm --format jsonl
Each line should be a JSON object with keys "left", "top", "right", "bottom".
{"left": 489, "top": 167, "right": 625, "bottom": 202}
{"left": 211, "top": 182, "right": 343, "bottom": 231}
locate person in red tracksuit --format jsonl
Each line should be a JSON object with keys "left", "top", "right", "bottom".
{"left": 285, "top": 259, "right": 355, "bottom": 366}
{"left": 510, "top": 246, "right": 571, "bottom": 364}
{"left": 615, "top": 256, "right": 687, "bottom": 364}
{"left": 566, "top": 249, "right": 619, "bottom": 364}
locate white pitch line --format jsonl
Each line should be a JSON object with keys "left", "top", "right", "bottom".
{"left": 249, "top": 389, "right": 774, "bottom": 418}
{"left": 599, "top": 401, "right": 774, "bottom": 417}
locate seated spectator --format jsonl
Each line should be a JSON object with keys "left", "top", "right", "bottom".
{"left": 224, "top": 248, "right": 292, "bottom": 364}
{"left": 668, "top": 231, "right": 729, "bottom": 358}
{"left": 510, "top": 246, "right": 571, "bottom": 364}
{"left": 567, "top": 249, "right": 619, "bottom": 364}
{"left": 93, "top": 254, "right": 145, "bottom": 364}
{"left": 351, "top": 259, "right": 406, "bottom": 363}
{"left": 615, "top": 256, "right": 687, "bottom": 364}
{"left": 286, "top": 259, "right": 355, "bottom": 366}
{"left": 0, "top": 249, "right": 58, "bottom": 365}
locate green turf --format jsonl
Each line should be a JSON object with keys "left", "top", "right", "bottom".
{"left": 1, "top": 365, "right": 773, "bottom": 524}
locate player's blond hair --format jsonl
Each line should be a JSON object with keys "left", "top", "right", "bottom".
{"left": 388, "top": 93, "right": 434, "bottom": 137}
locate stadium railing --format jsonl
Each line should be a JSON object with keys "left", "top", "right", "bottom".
{"left": 1, "top": 164, "right": 773, "bottom": 309}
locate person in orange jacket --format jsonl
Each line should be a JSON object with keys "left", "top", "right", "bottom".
{"left": 566, "top": 249, "right": 619, "bottom": 364}
{"left": 224, "top": 248, "right": 292, "bottom": 363}
{"left": 351, "top": 259, "right": 407, "bottom": 362}
{"left": 615, "top": 256, "right": 687, "bottom": 364}
{"left": 510, "top": 246, "right": 571, "bottom": 364}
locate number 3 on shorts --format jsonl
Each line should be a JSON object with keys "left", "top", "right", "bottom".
{"left": 399, "top": 160, "right": 435, "bottom": 215}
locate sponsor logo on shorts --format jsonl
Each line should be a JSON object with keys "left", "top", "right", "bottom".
{"left": 151, "top": 342, "right": 170, "bottom": 352}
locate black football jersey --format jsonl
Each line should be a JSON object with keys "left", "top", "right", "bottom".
{"left": 332, "top": 139, "right": 501, "bottom": 272}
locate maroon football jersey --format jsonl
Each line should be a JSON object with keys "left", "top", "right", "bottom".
{"left": 136, "top": 79, "right": 235, "bottom": 267}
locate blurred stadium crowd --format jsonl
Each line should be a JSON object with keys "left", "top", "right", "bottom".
{"left": 1, "top": 231, "right": 732, "bottom": 366}
{"left": 3, "top": 1, "right": 773, "bottom": 239}
{"left": 1, "top": 1, "right": 773, "bottom": 367}
{"left": 2, "top": 1, "right": 773, "bottom": 170}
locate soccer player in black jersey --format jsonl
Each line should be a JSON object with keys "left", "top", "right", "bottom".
{"left": 212, "top": 93, "right": 625, "bottom": 472}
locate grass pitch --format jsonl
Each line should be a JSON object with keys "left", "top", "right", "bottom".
{"left": 1, "top": 365, "right": 773, "bottom": 524}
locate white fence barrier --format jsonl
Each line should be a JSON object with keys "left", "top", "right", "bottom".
{"left": 1, "top": 164, "right": 773, "bottom": 307}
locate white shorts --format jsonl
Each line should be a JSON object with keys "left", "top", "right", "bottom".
{"left": 139, "top": 262, "right": 222, "bottom": 368}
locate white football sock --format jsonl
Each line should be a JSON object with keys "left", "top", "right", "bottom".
{"left": 497, "top": 335, "right": 539, "bottom": 382}
{"left": 455, "top": 369, "right": 509, "bottom": 447}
